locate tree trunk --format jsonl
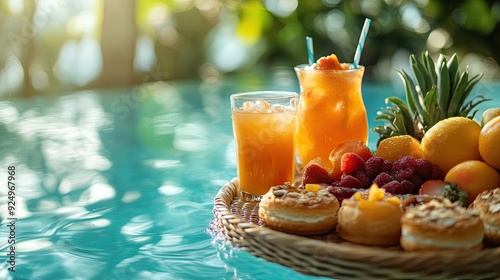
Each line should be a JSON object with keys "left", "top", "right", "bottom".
{"left": 20, "top": 0, "right": 36, "bottom": 97}
{"left": 95, "top": 0, "right": 138, "bottom": 88}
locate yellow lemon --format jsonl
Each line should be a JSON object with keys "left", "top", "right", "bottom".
{"left": 479, "top": 115, "right": 500, "bottom": 170}
{"left": 421, "top": 117, "right": 482, "bottom": 174}
{"left": 375, "top": 135, "right": 423, "bottom": 162}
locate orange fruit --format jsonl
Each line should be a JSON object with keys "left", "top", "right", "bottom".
{"left": 444, "top": 160, "right": 500, "bottom": 205}
{"left": 478, "top": 115, "right": 500, "bottom": 170}
{"left": 481, "top": 108, "right": 500, "bottom": 127}
{"left": 374, "top": 135, "right": 423, "bottom": 162}
{"left": 421, "top": 117, "right": 482, "bottom": 174}
{"left": 328, "top": 140, "right": 373, "bottom": 180}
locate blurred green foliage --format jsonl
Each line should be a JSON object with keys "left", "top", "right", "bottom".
{"left": 0, "top": 0, "right": 499, "bottom": 97}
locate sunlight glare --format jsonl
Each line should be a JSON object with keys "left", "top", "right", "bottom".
{"left": 7, "top": 0, "right": 23, "bottom": 16}
{"left": 426, "top": 28, "right": 452, "bottom": 50}
{"left": 264, "top": 0, "right": 298, "bottom": 18}
{"left": 148, "top": 4, "right": 169, "bottom": 26}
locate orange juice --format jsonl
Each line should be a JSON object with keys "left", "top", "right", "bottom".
{"left": 231, "top": 92, "right": 298, "bottom": 197}
{"left": 295, "top": 64, "right": 368, "bottom": 170}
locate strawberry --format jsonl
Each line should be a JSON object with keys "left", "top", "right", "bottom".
{"left": 419, "top": 180, "right": 448, "bottom": 196}
{"left": 419, "top": 180, "right": 467, "bottom": 206}
{"left": 328, "top": 140, "right": 373, "bottom": 181}
{"left": 340, "top": 152, "right": 366, "bottom": 175}
{"left": 302, "top": 162, "right": 333, "bottom": 185}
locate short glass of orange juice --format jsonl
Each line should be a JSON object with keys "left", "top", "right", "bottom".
{"left": 294, "top": 63, "right": 368, "bottom": 171}
{"left": 230, "top": 91, "right": 298, "bottom": 201}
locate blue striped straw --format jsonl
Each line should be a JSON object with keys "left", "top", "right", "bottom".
{"left": 306, "top": 36, "right": 314, "bottom": 65}
{"left": 353, "top": 18, "right": 371, "bottom": 69}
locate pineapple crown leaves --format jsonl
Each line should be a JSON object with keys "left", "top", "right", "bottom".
{"left": 374, "top": 51, "right": 490, "bottom": 143}
{"left": 373, "top": 96, "right": 423, "bottom": 145}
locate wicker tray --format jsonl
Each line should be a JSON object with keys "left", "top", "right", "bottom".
{"left": 213, "top": 178, "right": 500, "bottom": 279}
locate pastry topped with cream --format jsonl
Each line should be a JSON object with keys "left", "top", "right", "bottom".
{"left": 337, "top": 184, "right": 403, "bottom": 246}
{"left": 471, "top": 188, "right": 500, "bottom": 244}
{"left": 401, "top": 199, "right": 484, "bottom": 251}
{"left": 258, "top": 183, "right": 339, "bottom": 235}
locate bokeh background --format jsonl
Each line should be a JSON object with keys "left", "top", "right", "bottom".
{"left": 1, "top": 0, "right": 499, "bottom": 98}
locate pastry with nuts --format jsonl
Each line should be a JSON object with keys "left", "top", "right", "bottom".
{"left": 258, "top": 183, "right": 339, "bottom": 235}
{"left": 337, "top": 184, "right": 403, "bottom": 246}
{"left": 471, "top": 188, "right": 500, "bottom": 245}
{"left": 401, "top": 200, "right": 484, "bottom": 251}
{"left": 401, "top": 195, "right": 445, "bottom": 211}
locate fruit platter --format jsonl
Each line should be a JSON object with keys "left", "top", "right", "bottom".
{"left": 213, "top": 52, "right": 500, "bottom": 279}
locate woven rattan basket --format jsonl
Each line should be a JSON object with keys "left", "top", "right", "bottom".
{"left": 213, "top": 178, "right": 500, "bottom": 279}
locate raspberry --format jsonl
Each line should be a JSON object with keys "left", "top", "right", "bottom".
{"left": 382, "top": 159, "right": 393, "bottom": 173}
{"left": 373, "top": 172, "right": 393, "bottom": 187}
{"left": 340, "top": 153, "right": 366, "bottom": 175}
{"left": 408, "top": 175, "right": 423, "bottom": 190}
{"left": 393, "top": 168, "right": 414, "bottom": 182}
{"left": 302, "top": 162, "right": 333, "bottom": 185}
{"left": 365, "top": 156, "right": 385, "bottom": 179}
{"left": 339, "top": 174, "right": 363, "bottom": 189}
{"left": 401, "top": 180, "right": 418, "bottom": 194}
{"left": 355, "top": 171, "right": 371, "bottom": 188}
{"left": 392, "top": 156, "right": 417, "bottom": 173}
{"left": 431, "top": 164, "right": 444, "bottom": 180}
{"left": 414, "top": 159, "right": 434, "bottom": 180}
{"left": 382, "top": 180, "right": 405, "bottom": 195}
{"left": 326, "top": 186, "right": 358, "bottom": 203}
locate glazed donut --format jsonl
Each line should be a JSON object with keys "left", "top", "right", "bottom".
{"left": 401, "top": 200, "right": 484, "bottom": 251}
{"left": 258, "top": 183, "right": 339, "bottom": 235}
{"left": 471, "top": 188, "right": 500, "bottom": 245}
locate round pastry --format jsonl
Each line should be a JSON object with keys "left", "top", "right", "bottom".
{"left": 471, "top": 188, "right": 500, "bottom": 245}
{"left": 401, "top": 200, "right": 484, "bottom": 251}
{"left": 402, "top": 195, "right": 446, "bottom": 211}
{"left": 337, "top": 184, "right": 403, "bottom": 246}
{"left": 258, "top": 183, "right": 339, "bottom": 235}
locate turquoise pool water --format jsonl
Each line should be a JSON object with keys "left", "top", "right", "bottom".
{"left": 0, "top": 71, "right": 499, "bottom": 280}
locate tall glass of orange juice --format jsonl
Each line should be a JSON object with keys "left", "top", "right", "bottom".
{"left": 230, "top": 91, "right": 298, "bottom": 201}
{"left": 294, "top": 62, "right": 368, "bottom": 171}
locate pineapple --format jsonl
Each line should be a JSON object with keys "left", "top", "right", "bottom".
{"left": 374, "top": 52, "right": 489, "bottom": 144}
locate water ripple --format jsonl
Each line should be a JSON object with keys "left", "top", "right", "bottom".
{"left": 120, "top": 214, "right": 155, "bottom": 243}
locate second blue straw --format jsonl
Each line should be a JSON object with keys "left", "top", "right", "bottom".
{"left": 353, "top": 18, "right": 371, "bottom": 69}
{"left": 306, "top": 36, "right": 314, "bottom": 65}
